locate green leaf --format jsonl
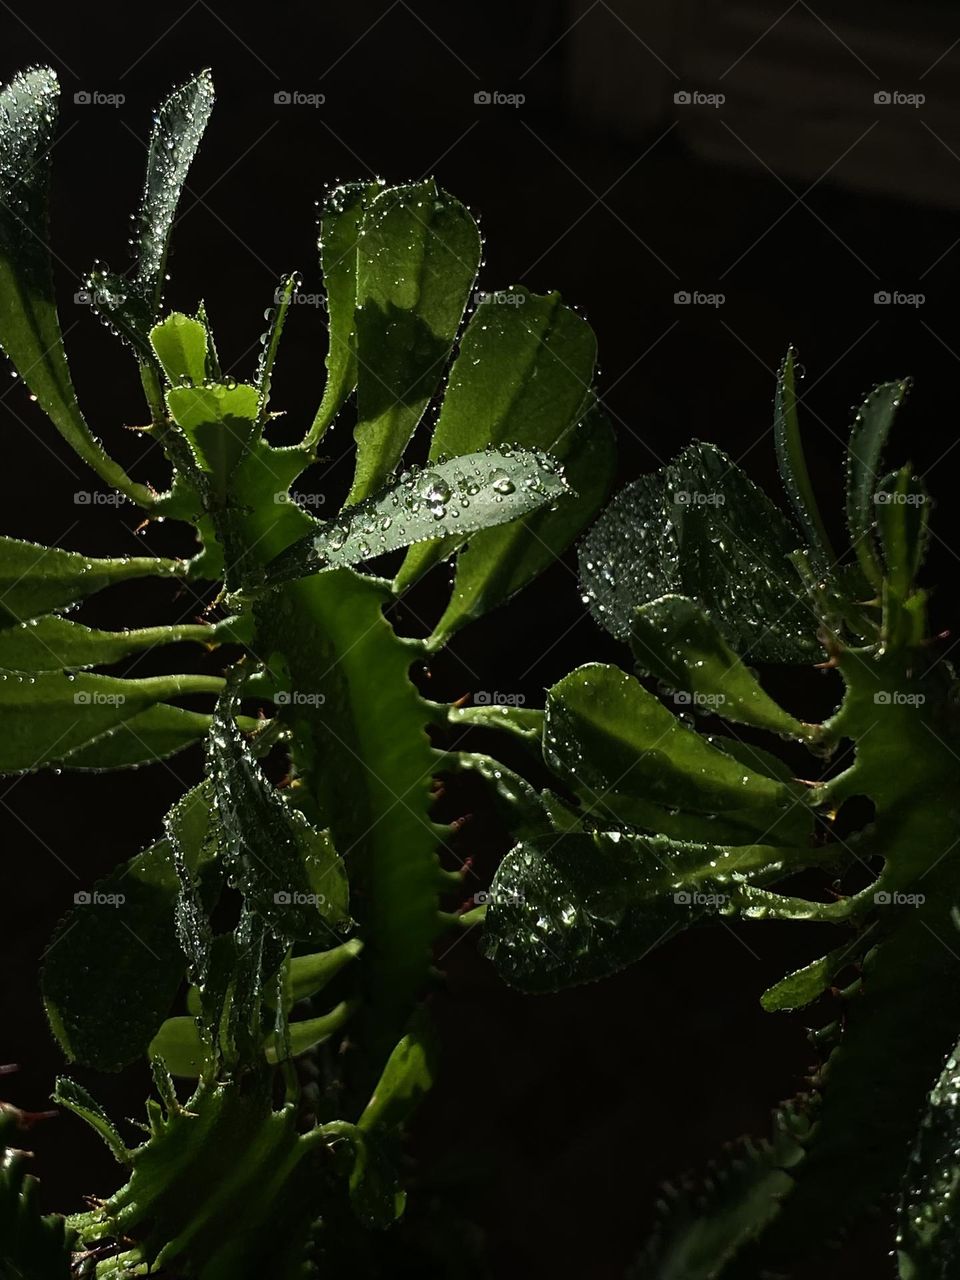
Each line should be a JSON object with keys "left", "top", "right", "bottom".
{"left": 347, "top": 180, "right": 481, "bottom": 502}
{"left": 166, "top": 382, "right": 259, "bottom": 501}
{"left": 150, "top": 312, "right": 208, "bottom": 386}
{"left": 579, "top": 442, "right": 817, "bottom": 663}
{"left": 306, "top": 181, "right": 383, "bottom": 446}
{"left": 430, "top": 405, "right": 616, "bottom": 645}
{"left": 42, "top": 784, "right": 215, "bottom": 1070}
{"left": 266, "top": 938, "right": 364, "bottom": 1011}
{"left": 545, "top": 663, "right": 813, "bottom": 846}
{"left": 760, "top": 943, "right": 853, "bottom": 1012}
{"left": 0, "top": 669, "right": 222, "bottom": 773}
{"left": 134, "top": 69, "right": 215, "bottom": 311}
{"left": 774, "top": 347, "right": 835, "bottom": 564}
{"left": 0, "top": 537, "right": 185, "bottom": 625}
{"left": 876, "top": 466, "right": 930, "bottom": 598}
{"left": 631, "top": 595, "right": 809, "bottom": 739}
{"left": 0, "top": 614, "right": 223, "bottom": 671}
{"left": 395, "top": 286, "right": 598, "bottom": 591}
{"left": 483, "top": 829, "right": 796, "bottom": 991}
{"left": 261, "top": 447, "right": 569, "bottom": 586}
{"left": 257, "top": 273, "right": 297, "bottom": 421}
{"left": 208, "top": 685, "right": 349, "bottom": 943}
{"left": 54, "top": 703, "right": 218, "bottom": 770}
{"left": 358, "top": 1011, "right": 438, "bottom": 1133}
{"left": 0, "top": 69, "right": 152, "bottom": 505}
{"left": 897, "top": 1036, "right": 960, "bottom": 1279}
{"left": 52, "top": 1078, "right": 129, "bottom": 1163}
{"left": 845, "top": 379, "right": 910, "bottom": 586}
{"left": 148, "top": 1016, "right": 207, "bottom": 1078}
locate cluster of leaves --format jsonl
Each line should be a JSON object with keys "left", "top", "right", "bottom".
{"left": 476, "top": 350, "right": 960, "bottom": 1277}
{"left": 0, "top": 66, "right": 614, "bottom": 1277}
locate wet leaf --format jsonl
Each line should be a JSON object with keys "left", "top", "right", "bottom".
{"left": 0, "top": 68, "right": 151, "bottom": 503}
{"left": 631, "top": 594, "right": 808, "bottom": 738}
{"left": 52, "top": 1078, "right": 128, "bottom": 1162}
{"left": 307, "top": 181, "right": 382, "bottom": 444}
{"left": 395, "top": 286, "right": 598, "bottom": 591}
{"left": 150, "top": 312, "right": 208, "bottom": 386}
{"left": 134, "top": 69, "right": 214, "bottom": 309}
{"left": 579, "top": 442, "right": 817, "bottom": 663}
{"left": 896, "top": 1035, "right": 960, "bottom": 1279}
{"left": 483, "top": 829, "right": 793, "bottom": 991}
{"left": 53, "top": 703, "right": 217, "bottom": 770}
{"left": 261, "top": 447, "right": 569, "bottom": 586}
{"left": 42, "top": 785, "right": 216, "bottom": 1070}
{"left": 0, "top": 613, "right": 223, "bottom": 671}
{"left": 0, "top": 537, "right": 184, "bottom": 625}
{"left": 545, "top": 663, "right": 814, "bottom": 846}
{"left": 760, "top": 944, "right": 853, "bottom": 1013}
{"left": 774, "top": 347, "right": 834, "bottom": 564}
{"left": 166, "top": 382, "right": 259, "bottom": 501}
{"left": 348, "top": 180, "right": 481, "bottom": 502}
{"left": 846, "top": 379, "right": 910, "bottom": 585}
{"left": 257, "top": 273, "right": 297, "bottom": 421}
{"left": 431, "top": 405, "right": 616, "bottom": 645}
{"left": 208, "top": 685, "right": 349, "bottom": 942}
{"left": 0, "top": 669, "right": 223, "bottom": 773}
{"left": 876, "top": 466, "right": 930, "bottom": 599}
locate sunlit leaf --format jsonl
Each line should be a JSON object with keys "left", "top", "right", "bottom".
{"left": 395, "top": 286, "right": 597, "bottom": 591}
{"left": 0, "top": 537, "right": 185, "bottom": 626}
{"left": 306, "top": 181, "right": 383, "bottom": 445}
{"left": 261, "top": 447, "right": 568, "bottom": 586}
{"left": 348, "top": 180, "right": 481, "bottom": 502}
{"left": 545, "top": 663, "right": 813, "bottom": 846}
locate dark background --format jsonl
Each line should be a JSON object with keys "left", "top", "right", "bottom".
{"left": 3, "top": 2, "right": 960, "bottom": 1276}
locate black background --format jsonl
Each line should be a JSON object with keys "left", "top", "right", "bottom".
{"left": 3, "top": 3, "right": 960, "bottom": 1276}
